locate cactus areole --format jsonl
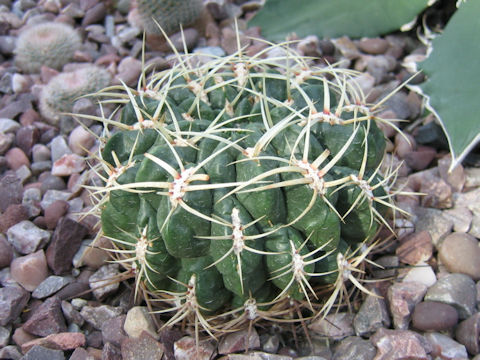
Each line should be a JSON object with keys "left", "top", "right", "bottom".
{"left": 92, "top": 43, "right": 403, "bottom": 332}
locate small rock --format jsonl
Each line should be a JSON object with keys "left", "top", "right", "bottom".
{"left": 394, "top": 132, "right": 416, "bottom": 159}
{"left": 372, "top": 255, "right": 399, "bottom": 279}
{"left": 438, "top": 233, "right": 480, "bottom": 280}
{"left": 123, "top": 306, "right": 157, "bottom": 339}
{"left": 296, "top": 35, "right": 321, "bottom": 57}
{"left": 425, "top": 332, "right": 468, "bottom": 360}
{"left": 15, "top": 125, "right": 39, "bottom": 157}
{"left": 371, "top": 328, "right": 431, "bottom": 360}
{"left": 332, "top": 36, "right": 360, "bottom": 59}
{"left": 46, "top": 217, "right": 88, "bottom": 275}
{"left": 455, "top": 312, "right": 480, "bottom": 355}
{"left": 115, "top": 56, "right": 142, "bottom": 87}
{"left": 353, "top": 288, "right": 390, "bottom": 336}
{"left": 174, "top": 336, "right": 215, "bottom": 360}
{"left": 0, "top": 118, "right": 20, "bottom": 133}
{"left": 0, "top": 132, "right": 14, "bottom": 155}
{"left": 0, "top": 173, "right": 23, "bottom": 212}
{"left": 102, "top": 315, "right": 127, "bottom": 347}
{"left": 425, "top": 273, "right": 477, "bottom": 319}
{"left": 308, "top": 313, "right": 355, "bottom": 340}
{"left": 443, "top": 206, "right": 473, "bottom": 233}
{"left": 51, "top": 154, "right": 86, "bottom": 177}
{"left": 411, "top": 301, "right": 459, "bottom": 331}
{"left": 404, "top": 147, "right": 437, "bottom": 172}
{"left": 44, "top": 200, "right": 69, "bottom": 230}
{"left": 221, "top": 27, "right": 249, "bottom": 55}
{"left": 419, "top": 175, "right": 453, "bottom": 209}
{"left": 438, "top": 155, "right": 465, "bottom": 192}
{"left": 414, "top": 207, "right": 453, "bottom": 247}
{"left": 10, "top": 250, "right": 49, "bottom": 291}
{"left": 21, "top": 345, "right": 65, "bottom": 360}
{"left": 387, "top": 281, "right": 427, "bottom": 330}
{"left": 260, "top": 333, "right": 280, "bottom": 354}
{"left": 49, "top": 136, "right": 72, "bottom": 163}
{"left": 6, "top": 220, "right": 50, "bottom": 254}
{"left": 465, "top": 167, "right": 480, "bottom": 189}
{"left": 0, "top": 286, "right": 30, "bottom": 326}
{"left": 5, "top": 147, "right": 30, "bottom": 170}
{"left": 40, "top": 189, "right": 70, "bottom": 210}
{"left": 81, "top": 2, "right": 106, "bottom": 26}
{"left": 74, "top": 237, "right": 112, "bottom": 269}
{"left": 0, "top": 203, "right": 29, "bottom": 233}
{"left": 218, "top": 327, "right": 261, "bottom": 354}
{"left": 401, "top": 261, "right": 437, "bottom": 287}
{"left": 22, "top": 296, "right": 67, "bottom": 337}
{"left": 121, "top": 331, "right": 164, "bottom": 360}
{"left": 358, "top": 37, "right": 389, "bottom": 55}
{"left": 21, "top": 332, "right": 85, "bottom": 353}
{"left": 0, "top": 345, "right": 22, "bottom": 360}
{"left": 103, "top": 342, "right": 122, "bottom": 360}
{"left": 68, "top": 126, "right": 96, "bottom": 156}
{"left": 396, "top": 231, "right": 433, "bottom": 265}
{"left": 0, "top": 234, "right": 13, "bottom": 268}
{"left": 32, "top": 276, "right": 72, "bottom": 299}
{"left": 60, "top": 300, "right": 84, "bottom": 326}
{"left": 80, "top": 305, "right": 123, "bottom": 330}
{"left": 89, "top": 263, "right": 120, "bottom": 301}
{"left": 0, "top": 325, "right": 10, "bottom": 347}
{"left": 332, "top": 336, "right": 376, "bottom": 360}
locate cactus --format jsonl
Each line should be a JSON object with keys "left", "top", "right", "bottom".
{"left": 131, "top": 0, "right": 203, "bottom": 35}
{"left": 39, "top": 66, "right": 111, "bottom": 125}
{"left": 87, "top": 41, "right": 407, "bottom": 334}
{"left": 14, "top": 22, "right": 81, "bottom": 73}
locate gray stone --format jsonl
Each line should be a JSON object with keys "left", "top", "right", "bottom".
{"left": 443, "top": 207, "right": 473, "bottom": 233}
{"left": 22, "top": 187, "right": 42, "bottom": 217}
{"left": 425, "top": 332, "right": 468, "bottom": 360}
{"left": 21, "top": 345, "right": 65, "bottom": 360}
{"left": 333, "top": 336, "right": 376, "bottom": 360}
{"left": 218, "top": 328, "right": 260, "bottom": 354}
{"left": 80, "top": 305, "right": 123, "bottom": 330}
{"left": 102, "top": 315, "right": 127, "bottom": 347}
{"left": 60, "top": 300, "right": 84, "bottom": 327}
{"left": 353, "top": 288, "right": 390, "bottom": 336}
{"left": 0, "top": 325, "right": 11, "bottom": 347}
{"left": 371, "top": 328, "right": 432, "bottom": 360}
{"left": 6, "top": 220, "right": 50, "bottom": 254}
{"left": 0, "top": 173, "right": 23, "bottom": 212}
{"left": 425, "top": 273, "right": 477, "bottom": 319}
{"left": 439, "top": 233, "right": 480, "bottom": 280}
{"left": 0, "top": 345, "right": 22, "bottom": 360}
{"left": 414, "top": 207, "right": 453, "bottom": 247}
{"left": 388, "top": 281, "right": 427, "bottom": 330}
{"left": 89, "top": 263, "right": 120, "bottom": 301}
{"left": 455, "top": 312, "right": 480, "bottom": 355}
{"left": 175, "top": 336, "right": 214, "bottom": 360}
{"left": 49, "top": 135, "right": 72, "bottom": 163}
{"left": 121, "top": 331, "right": 164, "bottom": 360}
{"left": 411, "top": 301, "right": 458, "bottom": 331}
{"left": 40, "top": 190, "right": 71, "bottom": 211}
{"left": 32, "top": 276, "right": 73, "bottom": 299}
{"left": 0, "top": 234, "right": 13, "bottom": 268}
{"left": 0, "top": 118, "right": 20, "bottom": 133}
{"left": 309, "top": 313, "right": 355, "bottom": 340}
{"left": 0, "top": 286, "right": 30, "bottom": 326}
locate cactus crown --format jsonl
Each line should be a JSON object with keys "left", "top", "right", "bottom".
{"left": 14, "top": 22, "right": 81, "bottom": 73}
{"left": 85, "top": 37, "right": 407, "bottom": 336}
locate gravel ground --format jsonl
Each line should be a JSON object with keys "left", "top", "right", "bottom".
{"left": 0, "top": 0, "right": 479, "bottom": 359}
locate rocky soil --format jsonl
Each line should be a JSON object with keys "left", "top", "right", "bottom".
{"left": 0, "top": 0, "right": 479, "bottom": 359}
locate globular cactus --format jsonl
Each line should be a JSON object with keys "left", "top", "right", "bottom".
{"left": 88, "top": 42, "right": 406, "bottom": 334}
{"left": 39, "top": 66, "right": 111, "bottom": 125}
{"left": 14, "top": 22, "right": 81, "bottom": 73}
{"left": 131, "top": 0, "right": 203, "bottom": 35}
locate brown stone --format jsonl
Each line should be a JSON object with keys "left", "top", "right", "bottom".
{"left": 439, "top": 233, "right": 480, "bottom": 281}
{"left": 396, "top": 231, "right": 433, "bottom": 265}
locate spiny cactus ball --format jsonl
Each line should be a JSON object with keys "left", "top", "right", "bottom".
{"left": 91, "top": 43, "right": 405, "bottom": 333}
{"left": 40, "top": 66, "right": 111, "bottom": 125}
{"left": 133, "top": 0, "right": 203, "bottom": 35}
{"left": 14, "top": 22, "right": 81, "bottom": 73}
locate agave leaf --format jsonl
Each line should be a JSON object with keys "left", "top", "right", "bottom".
{"left": 417, "top": 0, "right": 480, "bottom": 170}
{"left": 248, "top": 0, "right": 431, "bottom": 41}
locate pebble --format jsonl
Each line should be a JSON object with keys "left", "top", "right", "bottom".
{"left": 414, "top": 207, "right": 453, "bottom": 247}
{"left": 0, "top": 326, "right": 10, "bottom": 347}
{"left": 401, "top": 261, "right": 437, "bottom": 287}
{"left": 404, "top": 147, "right": 437, "bottom": 172}
{"left": 49, "top": 135, "right": 72, "bottom": 163}
{"left": 40, "top": 189, "right": 70, "bottom": 210}
{"left": 465, "top": 167, "right": 480, "bottom": 189}
{"left": 455, "top": 312, "right": 480, "bottom": 355}
{"left": 68, "top": 126, "right": 96, "bottom": 156}
{"left": 61, "top": 300, "right": 84, "bottom": 327}
{"left": 0, "top": 234, "right": 13, "bottom": 268}
{"left": 80, "top": 305, "right": 123, "bottom": 330}
{"left": 396, "top": 231, "right": 433, "bottom": 265}
{"left": 101, "top": 315, "right": 127, "bottom": 347}
{"left": 438, "top": 233, "right": 480, "bottom": 280}
{"left": 175, "top": 336, "right": 215, "bottom": 360}
{"left": 371, "top": 328, "right": 431, "bottom": 360}
{"left": 121, "top": 331, "right": 164, "bottom": 360}
{"left": 394, "top": 132, "right": 416, "bottom": 159}
{"left": 0, "top": 132, "right": 14, "bottom": 155}
{"left": 21, "top": 332, "right": 85, "bottom": 353}
{"left": 425, "top": 332, "right": 468, "bottom": 360}
{"left": 89, "top": 263, "right": 120, "bottom": 301}
{"left": 411, "top": 301, "right": 459, "bottom": 331}
{"left": 332, "top": 336, "right": 376, "bottom": 360}
{"left": 74, "top": 237, "right": 111, "bottom": 269}
{"left": 387, "top": 281, "right": 427, "bottom": 330}
{"left": 0, "top": 118, "right": 20, "bottom": 133}
{"left": 221, "top": 27, "right": 249, "bottom": 55}
{"left": 353, "top": 288, "right": 390, "bottom": 336}
{"left": 81, "top": 2, "right": 106, "bottom": 26}
{"left": 419, "top": 174, "right": 453, "bottom": 208}
{"left": 123, "top": 306, "right": 157, "bottom": 339}
{"left": 332, "top": 36, "right": 361, "bottom": 59}
{"left": 0, "top": 173, "right": 23, "bottom": 212}
{"left": 46, "top": 217, "right": 88, "bottom": 275}
{"left": 44, "top": 200, "right": 69, "bottom": 230}
{"left": 443, "top": 206, "right": 473, "bottom": 233}
{"left": 115, "top": 56, "right": 142, "bottom": 87}
{"left": 51, "top": 153, "right": 86, "bottom": 177}
{"left": 10, "top": 250, "right": 49, "bottom": 292}
{"left": 21, "top": 345, "right": 65, "bottom": 360}
{"left": 5, "top": 147, "right": 30, "bottom": 170}
{"left": 0, "top": 345, "right": 22, "bottom": 359}
{"left": 308, "top": 313, "right": 355, "bottom": 340}
{"left": 358, "top": 37, "right": 390, "bottom": 55}
{"left": 6, "top": 220, "right": 50, "bottom": 254}
{"left": 22, "top": 296, "right": 67, "bottom": 337}
{"left": 16, "top": 125, "right": 39, "bottom": 157}
{"left": 0, "top": 203, "right": 29, "bottom": 233}
{"left": 424, "top": 273, "right": 477, "bottom": 319}
{"left": 218, "top": 327, "right": 261, "bottom": 354}
{"left": 0, "top": 286, "right": 30, "bottom": 326}
{"left": 32, "top": 276, "right": 73, "bottom": 299}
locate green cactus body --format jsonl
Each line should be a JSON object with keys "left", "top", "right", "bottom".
{"left": 134, "top": 0, "right": 203, "bottom": 35}
{"left": 15, "top": 22, "right": 81, "bottom": 73}
{"left": 92, "top": 43, "right": 402, "bottom": 331}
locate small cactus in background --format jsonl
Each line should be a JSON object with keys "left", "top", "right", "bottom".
{"left": 131, "top": 0, "right": 203, "bottom": 35}
{"left": 39, "top": 66, "right": 111, "bottom": 125}
{"left": 14, "top": 22, "right": 81, "bottom": 73}
{"left": 85, "top": 41, "right": 407, "bottom": 335}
